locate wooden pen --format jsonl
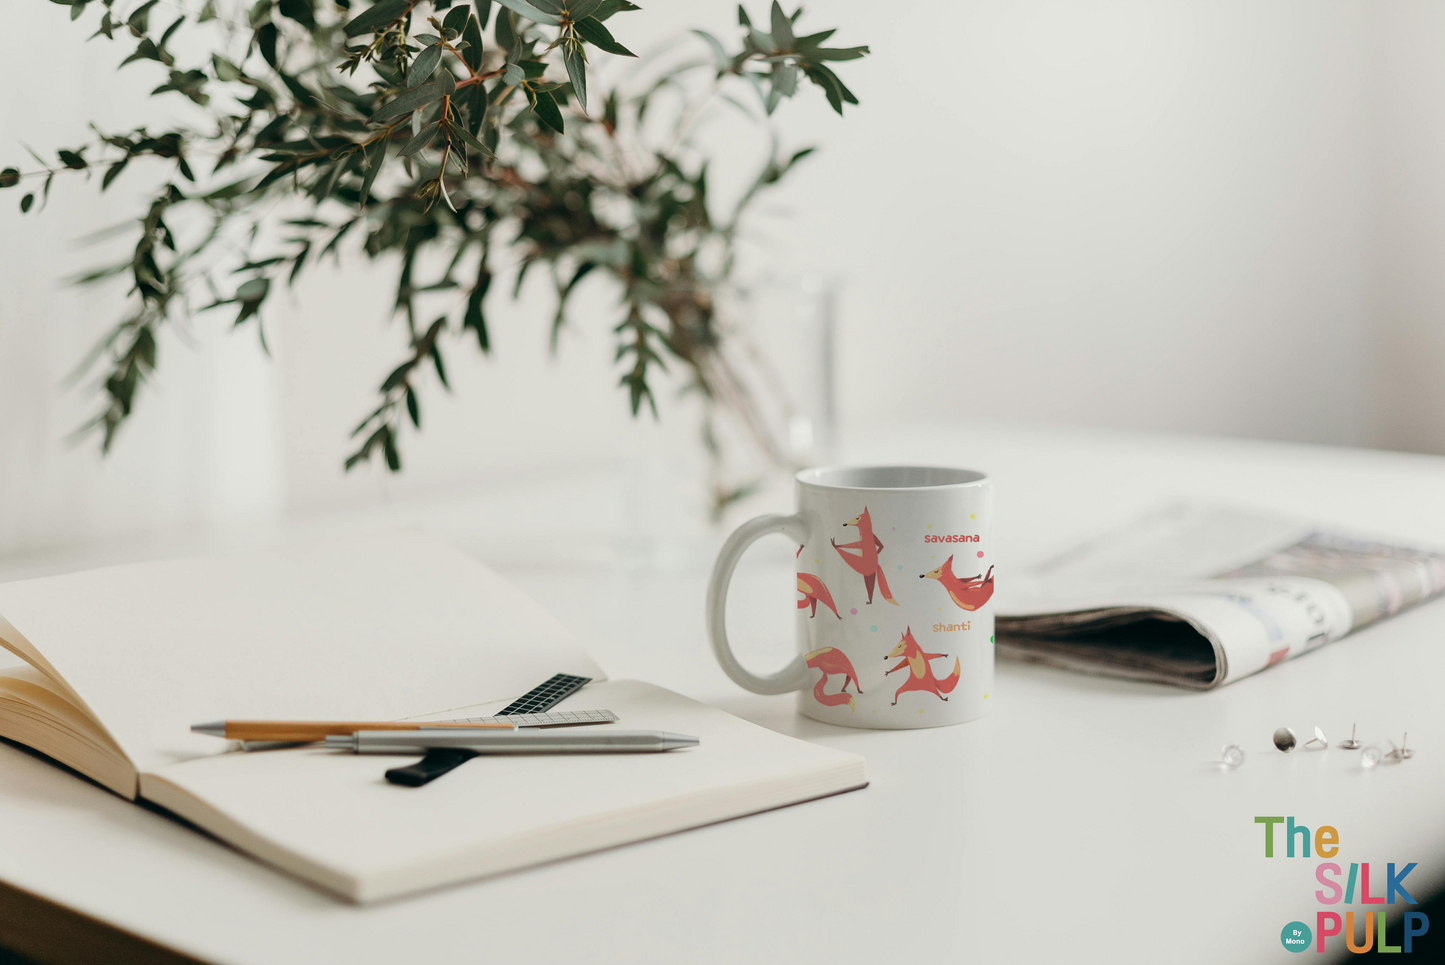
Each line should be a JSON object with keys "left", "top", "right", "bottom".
{"left": 190, "top": 719, "right": 517, "bottom": 742}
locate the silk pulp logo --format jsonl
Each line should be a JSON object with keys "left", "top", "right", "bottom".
{"left": 1256, "top": 816, "right": 1430, "bottom": 953}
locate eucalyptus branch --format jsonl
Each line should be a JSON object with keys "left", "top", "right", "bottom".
{"left": 8, "top": 0, "right": 869, "bottom": 483}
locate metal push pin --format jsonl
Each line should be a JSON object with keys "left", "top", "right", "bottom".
{"left": 1338, "top": 724, "right": 1361, "bottom": 750}
{"left": 1385, "top": 736, "right": 1412, "bottom": 762}
{"left": 1304, "top": 726, "right": 1328, "bottom": 750}
{"left": 1273, "top": 727, "right": 1298, "bottom": 752}
{"left": 1220, "top": 743, "right": 1246, "bottom": 768}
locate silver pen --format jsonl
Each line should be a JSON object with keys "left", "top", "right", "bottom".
{"left": 325, "top": 729, "right": 699, "bottom": 754}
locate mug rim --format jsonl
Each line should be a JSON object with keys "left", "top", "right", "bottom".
{"left": 795, "top": 464, "right": 989, "bottom": 492}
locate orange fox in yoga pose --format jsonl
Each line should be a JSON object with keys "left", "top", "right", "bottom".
{"left": 884, "top": 627, "right": 961, "bottom": 705}
{"left": 796, "top": 546, "right": 841, "bottom": 619}
{"left": 921, "top": 557, "right": 995, "bottom": 611}
{"left": 805, "top": 647, "right": 863, "bottom": 711}
{"left": 831, "top": 507, "right": 900, "bottom": 606}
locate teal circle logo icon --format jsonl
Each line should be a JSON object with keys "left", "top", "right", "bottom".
{"left": 1281, "top": 921, "right": 1311, "bottom": 953}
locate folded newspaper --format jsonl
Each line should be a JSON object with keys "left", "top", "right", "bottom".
{"left": 996, "top": 504, "right": 1445, "bottom": 689}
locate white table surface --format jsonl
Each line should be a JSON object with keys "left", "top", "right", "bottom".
{"left": 2, "top": 422, "right": 1444, "bottom": 964}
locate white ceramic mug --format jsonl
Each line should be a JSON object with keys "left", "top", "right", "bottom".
{"left": 706, "top": 466, "right": 995, "bottom": 729}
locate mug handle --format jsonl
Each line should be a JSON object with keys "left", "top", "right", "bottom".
{"left": 706, "top": 512, "right": 813, "bottom": 695}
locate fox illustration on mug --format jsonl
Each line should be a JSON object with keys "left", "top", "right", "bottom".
{"left": 707, "top": 465, "right": 992, "bottom": 728}
{"left": 921, "top": 556, "right": 995, "bottom": 611}
{"left": 831, "top": 507, "right": 900, "bottom": 606}
{"left": 796, "top": 546, "right": 842, "bottom": 619}
{"left": 805, "top": 647, "right": 864, "bottom": 711}
{"left": 884, "top": 627, "right": 961, "bottom": 704}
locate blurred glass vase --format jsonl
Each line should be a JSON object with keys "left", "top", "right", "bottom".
{"left": 704, "top": 274, "right": 838, "bottom": 510}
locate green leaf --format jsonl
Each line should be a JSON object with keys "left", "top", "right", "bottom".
{"left": 277, "top": 0, "right": 314, "bottom": 28}
{"left": 370, "top": 81, "right": 449, "bottom": 122}
{"left": 503, "top": 62, "right": 524, "bottom": 85}
{"left": 408, "top": 44, "right": 443, "bottom": 86}
{"left": 567, "top": 0, "right": 602, "bottom": 19}
{"left": 475, "top": 0, "right": 493, "bottom": 29}
{"left": 119, "top": 38, "right": 163, "bottom": 68}
{"left": 465, "top": 81, "right": 487, "bottom": 134}
{"left": 784, "top": 145, "right": 815, "bottom": 170}
{"left": 531, "top": 88, "right": 564, "bottom": 132}
{"left": 0, "top": 168, "right": 18, "bottom": 189}
{"left": 737, "top": 4, "right": 750, "bottom": 27}
{"left": 102, "top": 158, "right": 129, "bottom": 190}
{"left": 20, "top": 193, "right": 34, "bottom": 213}
{"left": 461, "top": 13, "right": 485, "bottom": 71}
{"left": 792, "top": 28, "right": 835, "bottom": 48}
{"left": 592, "top": 0, "right": 638, "bottom": 20}
{"left": 383, "top": 429, "right": 401, "bottom": 471}
{"left": 314, "top": 157, "right": 348, "bottom": 201}
{"left": 358, "top": 139, "right": 387, "bottom": 203}
{"left": 563, "top": 43, "right": 587, "bottom": 111}
{"left": 256, "top": 22, "right": 279, "bottom": 68}
{"left": 769, "top": 2, "right": 793, "bottom": 48}
{"left": 464, "top": 256, "right": 492, "bottom": 351}
{"left": 810, "top": 45, "right": 869, "bottom": 62}
{"left": 574, "top": 16, "right": 634, "bottom": 56}
{"left": 495, "top": 8, "right": 516, "bottom": 49}
{"left": 772, "top": 62, "right": 797, "bottom": 96}
{"left": 380, "top": 361, "right": 412, "bottom": 392}
{"left": 288, "top": 241, "right": 311, "bottom": 285}
{"left": 345, "top": 426, "right": 386, "bottom": 470}
{"left": 442, "top": 4, "right": 470, "bottom": 34}
{"left": 445, "top": 119, "right": 491, "bottom": 157}
{"left": 343, "top": 0, "right": 407, "bottom": 37}
{"left": 236, "top": 277, "right": 270, "bottom": 303}
{"left": 128, "top": 0, "right": 158, "bottom": 34}
{"left": 804, "top": 63, "right": 857, "bottom": 114}
{"left": 430, "top": 343, "right": 450, "bottom": 389}
{"left": 495, "top": 0, "right": 560, "bottom": 25}
{"left": 692, "top": 29, "right": 727, "bottom": 68}
{"left": 399, "top": 124, "right": 439, "bottom": 157}
{"left": 211, "top": 53, "right": 243, "bottom": 81}
{"left": 405, "top": 386, "right": 421, "bottom": 427}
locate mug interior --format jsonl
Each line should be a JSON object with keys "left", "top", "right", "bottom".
{"left": 795, "top": 465, "right": 986, "bottom": 490}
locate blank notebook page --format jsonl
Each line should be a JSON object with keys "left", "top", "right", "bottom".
{"left": 140, "top": 680, "right": 866, "bottom": 902}
{"left": 0, "top": 530, "right": 604, "bottom": 777}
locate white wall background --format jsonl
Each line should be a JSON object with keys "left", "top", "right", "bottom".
{"left": 1, "top": 0, "right": 1442, "bottom": 557}
{"left": 1372, "top": 0, "right": 1445, "bottom": 456}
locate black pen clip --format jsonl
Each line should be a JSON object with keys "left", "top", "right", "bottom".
{"left": 384, "top": 748, "right": 477, "bottom": 787}
{"left": 383, "top": 673, "right": 593, "bottom": 788}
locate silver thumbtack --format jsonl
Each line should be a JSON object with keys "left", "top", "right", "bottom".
{"left": 1399, "top": 733, "right": 1413, "bottom": 759}
{"left": 1338, "top": 724, "right": 1361, "bottom": 750}
{"left": 1220, "top": 743, "right": 1246, "bottom": 768}
{"left": 1304, "top": 726, "right": 1328, "bottom": 750}
{"left": 1273, "top": 727, "right": 1298, "bottom": 752}
{"left": 1361, "top": 745, "right": 1383, "bottom": 769}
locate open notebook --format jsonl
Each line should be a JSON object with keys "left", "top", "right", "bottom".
{"left": 0, "top": 531, "right": 866, "bottom": 902}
